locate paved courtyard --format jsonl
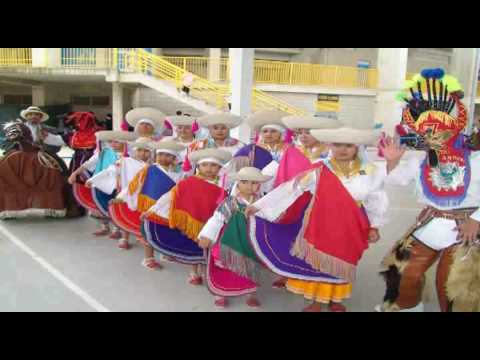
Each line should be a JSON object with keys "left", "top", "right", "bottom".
{"left": 0, "top": 178, "right": 442, "bottom": 312}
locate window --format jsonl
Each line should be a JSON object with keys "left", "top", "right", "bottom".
{"left": 72, "top": 96, "right": 91, "bottom": 106}
{"left": 91, "top": 96, "right": 110, "bottom": 106}
{"left": 3, "top": 94, "right": 33, "bottom": 105}
{"left": 72, "top": 96, "right": 110, "bottom": 106}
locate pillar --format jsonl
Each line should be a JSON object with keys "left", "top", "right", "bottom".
{"left": 208, "top": 48, "right": 222, "bottom": 82}
{"left": 229, "top": 48, "right": 254, "bottom": 143}
{"left": 32, "top": 48, "right": 48, "bottom": 67}
{"left": 96, "top": 48, "right": 107, "bottom": 68}
{"left": 32, "top": 85, "right": 46, "bottom": 106}
{"left": 373, "top": 48, "right": 408, "bottom": 135}
{"left": 112, "top": 82, "right": 124, "bottom": 130}
{"left": 47, "top": 48, "right": 61, "bottom": 68}
{"left": 450, "top": 48, "right": 480, "bottom": 133}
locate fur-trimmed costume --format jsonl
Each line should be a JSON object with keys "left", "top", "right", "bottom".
{"left": 379, "top": 68, "right": 480, "bottom": 312}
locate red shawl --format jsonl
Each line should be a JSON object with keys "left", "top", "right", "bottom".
{"left": 169, "top": 176, "right": 227, "bottom": 241}
{"left": 290, "top": 165, "right": 371, "bottom": 282}
{"left": 68, "top": 112, "right": 99, "bottom": 149}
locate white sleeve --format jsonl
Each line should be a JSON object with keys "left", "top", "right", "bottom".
{"left": 254, "top": 172, "right": 316, "bottom": 222}
{"left": 363, "top": 189, "right": 389, "bottom": 228}
{"left": 124, "top": 180, "right": 141, "bottom": 211}
{"left": 149, "top": 191, "right": 172, "bottom": 218}
{"left": 82, "top": 153, "right": 99, "bottom": 173}
{"left": 369, "top": 165, "right": 387, "bottom": 193}
{"left": 44, "top": 133, "right": 66, "bottom": 147}
{"left": 261, "top": 160, "right": 279, "bottom": 177}
{"left": 260, "top": 160, "right": 280, "bottom": 193}
{"left": 116, "top": 187, "right": 128, "bottom": 202}
{"left": 385, "top": 154, "right": 421, "bottom": 187}
{"left": 470, "top": 209, "right": 480, "bottom": 222}
{"left": 87, "top": 165, "right": 117, "bottom": 194}
{"left": 197, "top": 211, "right": 226, "bottom": 244}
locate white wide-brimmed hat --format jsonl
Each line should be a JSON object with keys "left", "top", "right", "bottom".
{"left": 189, "top": 148, "right": 232, "bottom": 167}
{"left": 246, "top": 110, "right": 289, "bottom": 131}
{"left": 310, "top": 127, "right": 379, "bottom": 146}
{"left": 128, "top": 137, "right": 154, "bottom": 150}
{"left": 198, "top": 113, "right": 243, "bottom": 129}
{"left": 167, "top": 115, "right": 195, "bottom": 127}
{"left": 282, "top": 116, "right": 341, "bottom": 131}
{"left": 96, "top": 131, "right": 137, "bottom": 142}
{"left": 151, "top": 140, "right": 186, "bottom": 156}
{"left": 231, "top": 167, "right": 272, "bottom": 183}
{"left": 126, "top": 107, "right": 165, "bottom": 131}
{"left": 20, "top": 106, "right": 49, "bottom": 122}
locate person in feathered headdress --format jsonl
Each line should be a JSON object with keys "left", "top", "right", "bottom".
{"left": 377, "top": 68, "right": 480, "bottom": 312}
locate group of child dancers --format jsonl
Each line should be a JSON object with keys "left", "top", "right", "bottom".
{"left": 67, "top": 106, "right": 388, "bottom": 312}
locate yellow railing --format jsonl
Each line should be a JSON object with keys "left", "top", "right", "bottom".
{"left": 253, "top": 60, "right": 378, "bottom": 88}
{"left": 162, "top": 56, "right": 229, "bottom": 81}
{"left": 61, "top": 48, "right": 97, "bottom": 68}
{"left": 252, "top": 89, "right": 305, "bottom": 115}
{"left": 161, "top": 57, "right": 379, "bottom": 89}
{"left": 127, "top": 49, "right": 306, "bottom": 115}
{"left": 2, "top": 49, "right": 478, "bottom": 111}
{"left": 0, "top": 48, "right": 32, "bottom": 66}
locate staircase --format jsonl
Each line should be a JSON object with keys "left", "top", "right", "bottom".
{"left": 110, "top": 49, "right": 307, "bottom": 116}
{"left": 0, "top": 48, "right": 308, "bottom": 116}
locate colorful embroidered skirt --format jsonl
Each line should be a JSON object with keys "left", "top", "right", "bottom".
{"left": 286, "top": 279, "right": 352, "bottom": 303}
{"left": 108, "top": 201, "right": 142, "bottom": 238}
{"left": 143, "top": 216, "right": 206, "bottom": 265}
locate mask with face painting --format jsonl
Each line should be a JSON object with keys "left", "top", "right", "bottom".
{"left": 396, "top": 69, "right": 470, "bottom": 207}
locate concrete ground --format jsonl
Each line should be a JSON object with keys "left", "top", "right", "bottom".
{"left": 0, "top": 181, "right": 442, "bottom": 313}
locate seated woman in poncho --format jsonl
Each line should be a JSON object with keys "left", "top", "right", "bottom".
{"left": 0, "top": 120, "right": 70, "bottom": 219}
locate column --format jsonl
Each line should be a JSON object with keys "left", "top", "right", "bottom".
{"left": 208, "top": 48, "right": 222, "bottom": 82}
{"left": 96, "top": 48, "right": 107, "bottom": 68}
{"left": 32, "top": 85, "right": 46, "bottom": 106}
{"left": 32, "top": 48, "right": 48, "bottom": 67}
{"left": 229, "top": 48, "right": 254, "bottom": 143}
{"left": 373, "top": 48, "right": 409, "bottom": 135}
{"left": 47, "top": 48, "right": 62, "bottom": 68}
{"left": 112, "top": 82, "right": 124, "bottom": 130}
{"left": 450, "top": 48, "right": 480, "bottom": 133}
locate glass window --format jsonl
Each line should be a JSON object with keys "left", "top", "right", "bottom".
{"left": 91, "top": 96, "right": 110, "bottom": 106}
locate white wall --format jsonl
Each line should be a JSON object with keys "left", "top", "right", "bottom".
{"left": 407, "top": 48, "right": 451, "bottom": 73}
{"left": 132, "top": 86, "right": 205, "bottom": 117}
{"left": 161, "top": 48, "right": 452, "bottom": 73}
{"left": 263, "top": 90, "right": 376, "bottom": 129}
{"left": 338, "top": 95, "right": 376, "bottom": 129}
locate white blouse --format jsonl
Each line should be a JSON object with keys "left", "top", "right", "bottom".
{"left": 198, "top": 197, "right": 253, "bottom": 243}
{"left": 87, "top": 157, "right": 146, "bottom": 195}
{"left": 82, "top": 152, "right": 99, "bottom": 173}
{"left": 385, "top": 150, "right": 480, "bottom": 250}
{"left": 253, "top": 160, "right": 388, "bottom": 228}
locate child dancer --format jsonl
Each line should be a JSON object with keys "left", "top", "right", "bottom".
{"left": 198, "top": 167, "right": 272, "bottom": 309}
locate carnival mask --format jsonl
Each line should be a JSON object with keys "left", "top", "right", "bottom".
{"left": 3, "top": 120, "right": 33, "bottom": 144}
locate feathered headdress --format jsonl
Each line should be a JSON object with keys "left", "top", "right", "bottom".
{"left": 395, "top": 68, "right": 468, "bottom": 166}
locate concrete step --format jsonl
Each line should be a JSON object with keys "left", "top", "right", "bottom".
{"left": 116, "top": 73, "right": 220, "bottom": 116}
